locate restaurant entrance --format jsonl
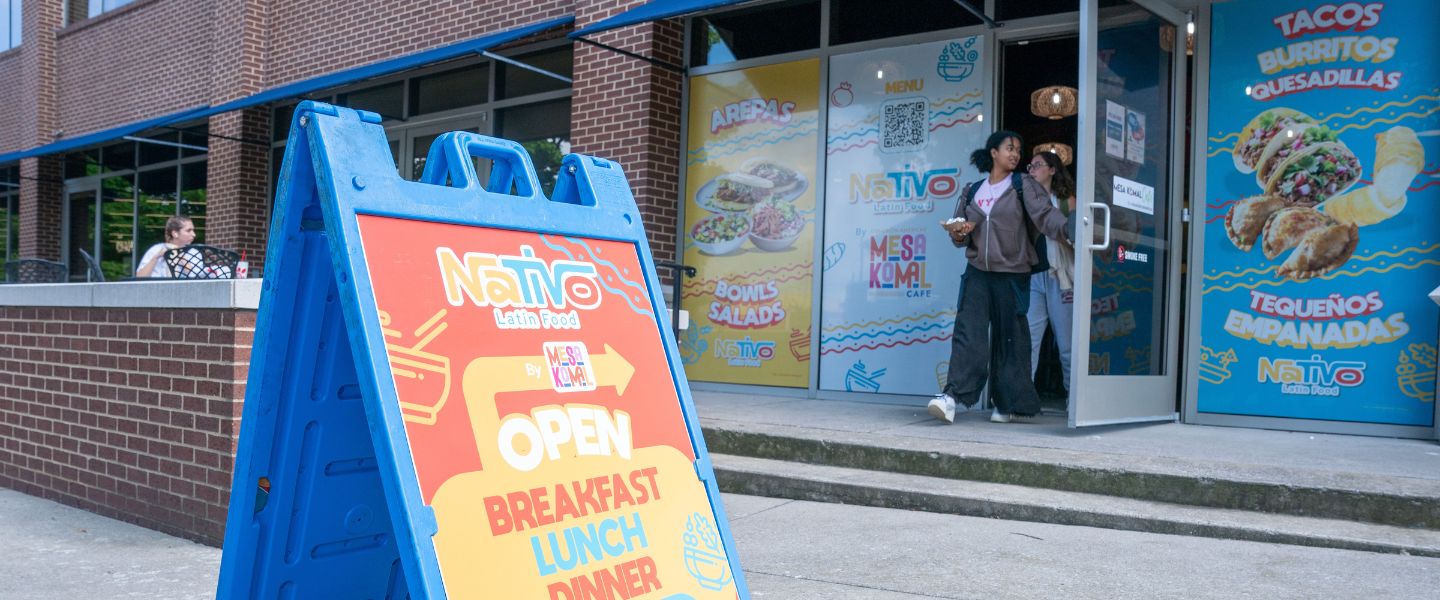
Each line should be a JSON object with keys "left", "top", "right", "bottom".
{"left": 995, "top": 0, "right": 1189, "bottom": 426}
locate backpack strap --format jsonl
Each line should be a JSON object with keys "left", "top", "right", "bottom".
{"left": 1012, "top": 172, "right": 1038, "bottom": 238}
{"left": 954, "top": 179, "right": 984, "bottom": 220}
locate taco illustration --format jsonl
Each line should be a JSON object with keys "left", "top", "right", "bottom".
{"left": 1254, "top": 123, "right": 1341, "bottom": 187}
{"left": 1262, "top": 142, "right": 1361, "bottom": 207}
{"left": 709, "top": 172, "right": 773, "bottom": 212}
{"left": 1231, "top": 108, "right": 1314, "bottom": 174}
{"left": 741, "top": 157, "right": 803, "bottom": 198}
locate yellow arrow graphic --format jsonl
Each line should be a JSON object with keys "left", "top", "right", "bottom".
{"left": 459, "top": 343, "right": 633, "bottom": 470}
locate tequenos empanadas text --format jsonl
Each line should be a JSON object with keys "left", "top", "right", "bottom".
{"left": 1263, "top": 142, "right": 1361, "bottom": 207}
{"left": 1232, "top": 108, "right": 1314, "bottom": 174}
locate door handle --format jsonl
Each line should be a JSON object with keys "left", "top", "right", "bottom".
{"left": 1087, "top": 202, "right": 1112, "bottom": 251}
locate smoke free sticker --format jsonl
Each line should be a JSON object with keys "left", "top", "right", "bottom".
{"left": 1112, "top": 175, "right": 1154, "bottom": 216}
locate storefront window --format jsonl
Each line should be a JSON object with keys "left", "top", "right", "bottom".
{"left": 689, "top": 0, "right": 821, "bottom": 68}
{"left": 497, "top": 46, "right": 572, "bottom": 100}
{"left": 995, "top": 0, "right": 1079, "bottom": 21}
{"left": 137, "top": 132, "right": 180, "bottom": 167}
{"left": 829, "top": 0, "right": 981, "bottom": 46}
{"left": 497, "top": 99, "right": 571, "bottom": 197}
{"left": 272, "top": 104, "right": 296, "bottom": 143}
{"left": 2, "top": 0, "right": 21, "bottom": 51}
{"left": 1, "top": 165, "right": 17, "bottom": 265}
{"left": 101, "top": 140, "right": 135, "bottom": 173}
{"left": 412, "top": 65, "right": 490, "bottom": 115}
{"left": 100, "top": 175, "right": 135, "bottom": 280}
{"left": 62, "top": 132, "right": 206, "bottom": 279}
{"left": 340, "top": 82, "right": 405, "bottom": 120}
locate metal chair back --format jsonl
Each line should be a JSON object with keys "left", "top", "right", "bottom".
{"left": 4, "top": 258, "right": 69, "bottom": 283}
{"left": 77, "top": 248, "right": 106, "bottom": 282}
{"left": 164, "top": 244, "right": 242, "bottom": 279}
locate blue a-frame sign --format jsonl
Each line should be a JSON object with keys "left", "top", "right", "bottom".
{"left": 216, "top": 101, "right": 748, "bottom": 600}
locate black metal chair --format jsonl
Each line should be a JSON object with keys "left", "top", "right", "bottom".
{"left": 164, "top": 244, "right": 241, "bottom": 279}
{"left": 77, "top": 248, "right": 106, "bottom": 282}
{"left": 4, "top": 258, "right": 69, "bottom": 283}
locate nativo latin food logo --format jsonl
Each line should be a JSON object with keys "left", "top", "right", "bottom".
{"left": 849, "top": 165, "right": 960, "bottom": 214}
{"left": 437, "top": 245, "right": 602, "bottom": 330}
{"left": 1258, "top": 355, "right": 1367, "bottom": 397}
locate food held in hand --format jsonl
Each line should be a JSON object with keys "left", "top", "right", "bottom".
{"left": 710, "top": 172, "right": 774, "bottom": 212}
{"left": 742, "top": 157, "right": 803, "bottom": 197}
{"left": 1322, "top": 126, "right": 1424, "bottom": 226}
{"left": 1255, "top": 123, "right": 1340, "bottom": 186}
{"left": 1224, "top": 195, "right": 1286, "bottom": 252}
{"left": 1232, "top": 108, "right": 1314, "bottom": 174}
{"left": 1262, "top": 142, "right": 1361, "bottom": 207}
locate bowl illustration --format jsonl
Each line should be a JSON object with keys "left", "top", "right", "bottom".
{"left": 691, "top": 213, "right": 751, "bottom": 255}
{"left": 747, "top": 198, "right": 805, "bottom": 252}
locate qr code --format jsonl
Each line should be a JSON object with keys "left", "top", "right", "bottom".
{"left": 881, "top": 98, "right": 927, "bottom": 152}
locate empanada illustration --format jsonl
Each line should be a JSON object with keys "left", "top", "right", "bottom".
{"left": 1232, "top": 108, "right": 1314, "bottom": 174}
{"left": 1261, "top": 206, "right": 1333, "bottom": 260}
{"left": 1224, "top": 195, "right": 1286, "bottom": 252}
{"left": 1323, "top": 126, "right": 1424, "bottom": 226}
{"left": 1276, "top": 221, "right": 1359, "bottom": 281}
{"left": 1255, "top": 123, "right": 1340, "bottom": 187}
{"left": 1263, "top": 142, "right": 1361, "bottom": 207}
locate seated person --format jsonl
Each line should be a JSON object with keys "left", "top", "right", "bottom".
{"left": 135, "top": 216, "right": 197, "bottom": 278}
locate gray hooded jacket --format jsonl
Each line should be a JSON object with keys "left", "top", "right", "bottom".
{"left": 952, "top": 173, "right": 1073, "bottom": 274}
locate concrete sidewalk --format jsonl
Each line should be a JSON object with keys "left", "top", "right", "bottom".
{"left": 4, "top": 488, "right": 1438, "bottom": 600}
{"left": 691, "top": 390, "right": 1440, "bottom": 481}
{"left": 692, "top": 390, "right": 1440, "bottom": 552}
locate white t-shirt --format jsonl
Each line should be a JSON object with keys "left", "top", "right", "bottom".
{"left": 974, "top": 177, "right": 1012, "bottom": 217}
{"left": 138, "top": 243, "right": 175, "bottom": 278}
{"left": 137, "top": 244, "right": 211, "bottom": 278}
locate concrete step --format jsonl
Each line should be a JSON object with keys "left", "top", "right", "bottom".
{"left": 711, "top": 453, "right": 1440, "bottom": 558}
{"left": 700, "top": 423, "right": 1440, "bottom": 530}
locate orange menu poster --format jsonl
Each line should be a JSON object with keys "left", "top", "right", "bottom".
{"left": 357, "top": 214, "right": 738, "bottom": 599}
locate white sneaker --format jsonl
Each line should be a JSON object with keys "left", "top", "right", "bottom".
{"left": 990, "top": 408, "right": 1012, "bottom": 423}
{"left": 928, "top": 393, "right": 957, "bottom": 424}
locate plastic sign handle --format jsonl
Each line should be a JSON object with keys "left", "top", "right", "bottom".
{"left": 1087, "top": 202, "right": 1112, "bottom": 251}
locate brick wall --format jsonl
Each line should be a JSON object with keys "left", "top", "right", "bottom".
{"left": 0, "top": 53, "right": 24, "bottom": 154}
{"left": 205, "top": 108, "right": 273, "bottom": 274}
{"left": 0, "top": 306, "right": 254, "bottom": 545}
{"left": 54, "top": 0, "right": 216, "bottom": 138}
{"left": 17, "top": 156, "right": 62, "bottom": 260}
{"left": 267, "top": 0, "right": 571, "bottom": 87}
{"left": 571, "top": 1, "right": 685, "bottom": 267}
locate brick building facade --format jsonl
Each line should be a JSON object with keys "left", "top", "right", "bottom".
{"left": 0, "top": 0, "right": 684, "bottom": 544}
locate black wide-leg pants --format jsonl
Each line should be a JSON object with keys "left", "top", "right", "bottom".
{"left": 942, "top": 268, "right": 1041, "bottom": 417}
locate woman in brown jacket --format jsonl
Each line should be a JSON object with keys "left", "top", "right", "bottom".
{"left": 929, "top": 131, "right": 1073, "bottom": 424}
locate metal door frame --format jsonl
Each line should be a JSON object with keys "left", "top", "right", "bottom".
{"left": 1069, "top": 0, "right": 1189, "bottom": 427}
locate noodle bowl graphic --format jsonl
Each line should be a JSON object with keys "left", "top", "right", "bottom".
{"left": 379, "top": 309, "right": 453, "bottom": 425}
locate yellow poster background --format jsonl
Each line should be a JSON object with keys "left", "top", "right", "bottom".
{"left": 681, "top": 59, "right": 819, "bottom": 387}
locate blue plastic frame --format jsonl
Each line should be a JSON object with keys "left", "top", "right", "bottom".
{"left": 217, "top": 101, "right": 749, "bottom": 599}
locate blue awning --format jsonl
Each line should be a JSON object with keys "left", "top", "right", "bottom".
{"left": 0, "top": 15, "right": 574, "bottom": 165}
{"left": 570, "top": 0, "right": 749, "bottom": 38}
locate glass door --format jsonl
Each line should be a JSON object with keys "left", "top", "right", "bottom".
{"left": 63, "top": 187, "right": 98, "bottom": 282}
{"left": 1069, "top": 0, "right": 1187, "bottom": 426}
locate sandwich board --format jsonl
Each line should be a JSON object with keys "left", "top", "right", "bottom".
{"left": 216, "top": 101, "right": 748, "bottom": 600}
